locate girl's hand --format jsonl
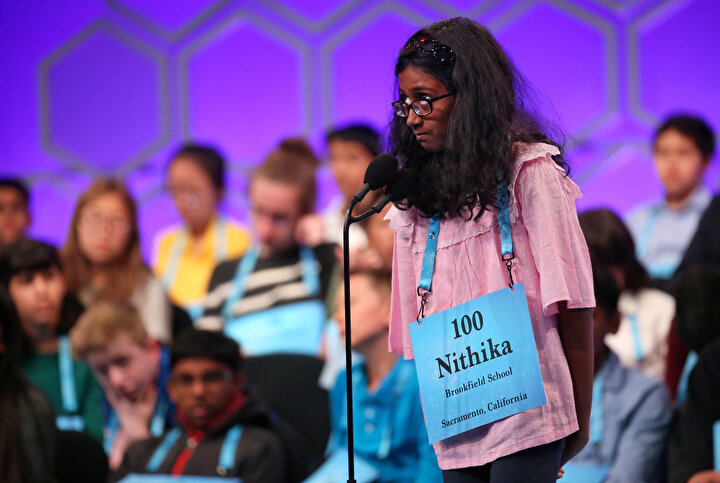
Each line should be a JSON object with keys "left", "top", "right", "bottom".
{"left": 688, "top": 471, "right": 720, "bottom": 483}
{"left": 557, "top": 467, "right": 564, "bottom": 479}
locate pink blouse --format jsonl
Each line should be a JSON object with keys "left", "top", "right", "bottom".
{"left": 386, "top": 143, "right": 595, "bottom": 469}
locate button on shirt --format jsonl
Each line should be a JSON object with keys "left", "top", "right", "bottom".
{"left": 627, "top": 185, "right": 712, "bottom": 280}
{"left": 328, "top": 359, "right": 441, "bottom": 482}
{"left": 570, "top": 352, "right": 671, "bottom": 483}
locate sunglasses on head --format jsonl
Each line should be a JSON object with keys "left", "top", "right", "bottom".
{"left": 401, "top": 35, "right": 456, "bottom": 66}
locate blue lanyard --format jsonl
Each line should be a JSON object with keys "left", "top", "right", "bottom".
{"left": 417, "top": 183, "right": 514, "bottom": 319}
{"left": 145, "top": 424, "right": 244, "bottom": 474}
{"left": 163, "top": 217, "right": 228, "bottom": 291}
{"left": 221, "top": 245, "right": 319, "bottom": 320}
{"left": 675, "top": 350, "right": 698, "bottom": 408}
{"left": 627, "top": 314, "right": 644, "bottom": 362}
{"left": 104, "top": 395, "right": 170, "bottom": 453}
{"left": 590, "top": 364, "right": 606, "bottom": 444}
{"left": 635, "top": 206, "right": 660, "bottom": 261}
{"left": 58, "top": 335, "right": 78, "bottom": 413}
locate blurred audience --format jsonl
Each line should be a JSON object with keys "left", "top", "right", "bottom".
{"left": 579, "top": 208, "right": 675, "bottom": 380}
{"left": 153, "top": 144, "right": 250, "bottom": 310}
{"left": 667, "top": 193, "right": 720, "bottom": 294}
{"left": 0, "top": 238, "right": 103, "bottom": 440}
{"left": 311, "top": 268, "right": 440, "bottom": 482}
{"left": 298, "top": 124, "right": 381, "bottom": 251}
{"left": 0, "top": 287, "right": 58, "bottom": 483}
{"left": 71, "top": 301, "right": 174, "bottom": 470}
{"left": 669, "top": 336, "right": 720, "bottom": 483}
{"left": 0, "top": 178, "right": 32, "bottom": 248}
{"left": 564, "top": 262, "right": 671, "bottom": 482}
{"left": 670, "top": 267, "right": 720, "bottom": 406}
{"left": 626, "top": 114, "right": 714, "bottom": 285}
{"left": 62, "top": 178, "right": 176, "bottom": 343}
{"left": 197, "top": 139, "right": 336, "bottom": 356}
{"left": 113, "top": 328, "right": 289, "bottom": 482}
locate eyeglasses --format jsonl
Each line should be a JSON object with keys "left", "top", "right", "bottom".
{"left": 391, "top": 92, "right": 455, "bottom": 118}
{"left": 79, "top": 212, "right": 130, "bottom": 232}
{"left": 401, "top": 35, "right": 456, "bottom": 66}
{"left": 170, "top": 370, "right": 234, "bottom": 388}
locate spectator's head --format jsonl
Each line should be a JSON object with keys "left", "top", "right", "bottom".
{"left": 326, "top": 125, "right": 380, "bottom": 202}
{"left": 653, "top": 114, "right": 714, "bottom": 202}
{"left": 167, "top": 144, "right": 226, "bottom": 233}
{"left": 591, "top": 262, "right": 621, "bottom": 371}
{"left": 675, "top": 266, "right": 720, "bottom": 353}
{"left": 72, "top": 301, "right": 159, "bottom": 403}
{"left": 333, "top": 267, "right": 392, "bottom": 353}
{"left": 63, "top": 178, "right": 146, "bottom": 300}
{"left": 0, "top": 239, "right": 67, "bottom": 350}
{"left": 0, "top": 178, "right": 31, "bottom": 247}
{"left": 249, "top": 139, "right": 318, "bottom": 256}
{"left": 578, "top": 208, "right": 650, "bottom": 292}
{"left": 169, "top": 329, "right": 243, "bottom": 429}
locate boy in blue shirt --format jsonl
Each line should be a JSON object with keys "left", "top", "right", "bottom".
{"left": 312, "top": 267, "right": 440, "bottom": 482}
{"left": 71, "top": 301, "right": 174, "bottom": 470}
{"left": 564, "top": 263, "right": 672, "bottom": 482}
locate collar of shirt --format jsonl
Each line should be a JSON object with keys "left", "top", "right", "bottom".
{"left": 660, "top": 184, "right": 712, "bottom": 214}
{"left": 176, "top": 390, "right": 246, "bottom": 439}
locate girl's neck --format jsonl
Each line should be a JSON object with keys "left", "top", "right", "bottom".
{"left": 36, "top": 337, "right": 59, "bottom": 354}
{"left": 188, "top": 215, "right": 215, "bottom": 238}
{"left": 357, "top": 330, "right": 397, "bottom": 392}
{"left": 90, "top": 266, "right": 109, "bottom": 290}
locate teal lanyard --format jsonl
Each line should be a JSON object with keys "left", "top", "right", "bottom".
{"left": 635, "top": 206, "right": 660, "bottom": 262}
{"left": 104, "top": 396, "right": 169, "bottom": 453}
{"left": 675, "top": 350, "right": 698, "bottom": 407}
{"left": 145, "top": 424, "right": 244, "bottom": 474}
{"left": 627, "top": 314, "right": 644, "bottom": 362}
{"left": 163, "top": 217, "right": 228, "bottom": 291}
{"left": 221, "top": 245, "right": 319, "bottom": 320}
{"left": 417, "top": 182, "right": 514, "bottom": 320}
{"left": 590, "top": 364, "right": 606, "bottom": 444}
{"left": 58, "top": 335, "right": 78, "bottom": 413}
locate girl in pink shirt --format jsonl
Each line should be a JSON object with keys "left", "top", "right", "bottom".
{"left": 386, "top": 18, "right": 595, "bottom": 482}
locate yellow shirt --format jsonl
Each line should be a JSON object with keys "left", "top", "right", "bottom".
{"left": 153, "top": 217, "right": 250, "bottom": 306}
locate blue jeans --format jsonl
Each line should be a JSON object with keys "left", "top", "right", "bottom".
{"left": 441, "top": 438, "right": 566, "bottom": 483}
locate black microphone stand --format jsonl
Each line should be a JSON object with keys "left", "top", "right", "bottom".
{"left": 342, "top": 198, "right": 386, "bottom": 483}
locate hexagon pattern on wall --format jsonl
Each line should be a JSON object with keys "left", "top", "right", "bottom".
{"left": 5, "top": 0, "right": 718, "bottom": 255}
{"left": 40, "top": 21, "right": 168, "bottom": 177}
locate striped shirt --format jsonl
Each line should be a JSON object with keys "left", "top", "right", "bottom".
{"left": 196, "top": 244, "right": 337, "bottom": 330}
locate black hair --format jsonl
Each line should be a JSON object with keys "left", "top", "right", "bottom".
{"left": 654, "top": 114, "right": 715, "bottom": 160}
{"left": 0, "top": 178, "right": 30, "bottom": 208}
{"left": 675, "top": 266, "right": 720, "bottom": 353}
{"left": 171, "top": 328, "right": 243, "bottom": 371}
{"left": 591, "top": 261, "right": 621, "bottom": 316}
{"left": 389, "top": 17, "right": 567, "bottom": 220}
{"left": 578, "top": 208, "right": 650, "bottom": 293}
{"left": 170, "top": 143, "right": 226, "bottom": 192}
{"left": 0, "top": 238, "right": 62, "bottom": 289}
{"left": 326, "top": 124, "right": 381, "bottom": 157}
{"left": 0, "top": 288, "right": 32, "bottom": 482}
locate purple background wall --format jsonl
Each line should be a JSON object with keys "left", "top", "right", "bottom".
{"left": 2, "top": 0, "right": 719, "bottom": 260}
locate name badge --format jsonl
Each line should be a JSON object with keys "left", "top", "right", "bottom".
{"left": 409, "top": 283, "right": 546, "bottom": 443}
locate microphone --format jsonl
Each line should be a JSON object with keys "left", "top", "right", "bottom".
{"left": 352, "top": 154, "right": 399, "bottom": 203}
{"left": 372, "top": 168, "right": 418, "bottom": 213}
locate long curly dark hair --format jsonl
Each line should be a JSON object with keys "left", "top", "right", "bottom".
{"left": 389, "top": 17, "right": 568, "bottom": 220}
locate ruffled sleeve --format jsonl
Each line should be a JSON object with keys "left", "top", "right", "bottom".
{"left": 512, "top": 145, "right": 595, "bottom": 315}
{"left": 386, "top": 206, "right": 419, "bottom": 357}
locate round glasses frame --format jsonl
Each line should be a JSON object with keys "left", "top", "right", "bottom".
{"left": 391, "top": 92, "right": 455, "bottom": 118}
